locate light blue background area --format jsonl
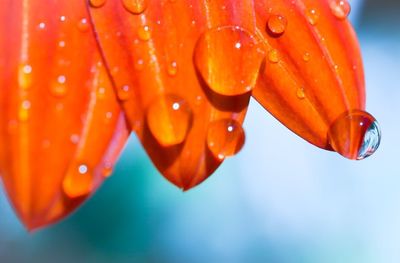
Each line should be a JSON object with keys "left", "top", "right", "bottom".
{"left": 1, "top": 1, "right": 399, "bottom": 262}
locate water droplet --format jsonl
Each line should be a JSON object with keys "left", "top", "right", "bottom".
{"left": 303, "top": 52, "right": 311, "bottom": 62}
{"left": 167, "top": 61, "right": 178, "bottom": 76}
{"left": 89, "top": 0, "right": 106, "bottom": 7}
{"left": 63, "top": 163, "right": 93, "bottom": 198}
{"left": 70, "top": 134, "right": 80, "bottom": 144}
{"left": 102, "top": 163, "right": 113, "bottom": 178}
{"left": 134, "top": 58, "right": 145, "bottom": 71}
{"left": 194, "top": 26, "right": 264, "bottom": 96}
{"left": 207, "top": 119, "right": 245, "bottom": 160}
{"left": 267, "top": 14, "right": 287, "bottom": 36}
{"left": 330, "top": 0, "right": 351, "bottom": 20}
{"left": 146, "top": 94, "right": 192, "bottom": 146}
{"left": 59, "top": 15, "right": 67, "bottom": 22}
{"left": 306, "top": 8, "right": 320, "bottom": 25}
{"left": 297, "top": 87, "right": 305, "bottom": 99}
{"left": 18, "top": 100, "right": 31, "bottom": 122}
{"left": 38, "top": 22, "right": 46, "bottom": 30}
{"left": 50, "top": 84, "right": 67, "bottom": 97}
{"left": 137, "top": 25, "right": 151, "bottom": 41}
{"left": 118, "top": 85, "right": 131, "bottom": 101}
{"left": 77, "top": 18, "right": 90, "bottom": 32}
{"left": 58, "top": 40, "right": 66, "bottom": 48}
{"left": 122, "top": 0, "right": 147, "bottom": 14}
{"left": 18, "top": 64, "right": 32, "bottom": 90}
{"left": 268, "top": 49, "right": 279, "bottom": 63}
{"left": 328, "top": 110, "right": 381, "bottom": 160}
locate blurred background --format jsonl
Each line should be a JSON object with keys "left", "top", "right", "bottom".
{"left": 1, "top": 0, "right": 399, "bottom": 262}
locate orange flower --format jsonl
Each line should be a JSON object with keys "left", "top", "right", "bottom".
{"left": 0, "top": 0, "right": 380, "bottom": 230}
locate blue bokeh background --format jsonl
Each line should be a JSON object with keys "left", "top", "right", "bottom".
{"left": 1, "top": 0, "right": 399, "bottom": 262}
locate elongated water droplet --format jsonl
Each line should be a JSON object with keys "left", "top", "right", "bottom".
{"left": 330, "top": 0, "right": 351, "bottom": 20}
{"left": 18, "top": 64, "right": 32, "bottom": 90}
{"left": 146, "top": 95, "right": 193, "bottom": 147}
{"left": 306, "top": 8, "right": 320, "bottom": 25}
{"left": 207, "top": 119, "right": 245, "bottom": 160}
{"left": 63, "top": 163, "right": 93, "bottom": 198}
{"left": 122, "top": 0, "right": 147, "bottom": 14}
{"left": 194, "top": 26, "right": 265, "bottom": 96}
{"left": 18, "top": 100, "right": 31, "bottom": 122}
{"left": 303, "top": 52, "right": 311, "bottom": 62}
{"left": 268, "top": 49, "right": 280, "bottom": 63}
{"left": 267, "top": 14, "right": 287, "bottom": 36}
{"left": 297, "top": 87, "right": 305, "bottom": 99}
{"left": 328, "top": 110, "right": 381, "bottom": 160}
{"left": 167, "top": 61, "right": 178, "bottom": 76}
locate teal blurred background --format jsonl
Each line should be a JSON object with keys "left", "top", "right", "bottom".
{"left": 1, "top": 1, "right": 399, "bottom": 262}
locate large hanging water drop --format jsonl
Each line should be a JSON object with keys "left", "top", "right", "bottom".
{"left": 194, "top": 26, "right": 265, "bottom": 96}
{"left": 206, "top": 119, "right": 245, "bottom": 160}
{"left": 328, "top": 110, "right": 381, "bottom": 160}
{"left": 146, "top": 94, "right": 193, "bottom": 147}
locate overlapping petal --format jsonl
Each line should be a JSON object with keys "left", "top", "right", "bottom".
{"left": 252, "top": 0, "right": 380, "bottom": 159}
{"left": 89, "top": 0, "right": 265, "bottom": 189}
{"left": 0, "top": 0, "right": 128, "bottom": 230}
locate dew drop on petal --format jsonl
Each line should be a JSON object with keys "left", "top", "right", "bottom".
{"left": 306, "top": 8, "right": 320, "bottom": 25}
{"left": 18, "top": 64, "right": 32, "bottom": 90}
{"left": 194, "top": 26, "right": 265, "bottom": 96}
{"left": 297, "top": 87, "right": 305, "bottom": 99}
{"left": 122, "top": 0, "right": 147, "bottom": 14}
{"left": 207, "top": 119, "right": 245, "bottom": 160}
{"left": 303, "top": 52, "right": 311, "bottom": 62}
{"left": 268, "top": 49, "right": 280, "bottom": 63}
{"left": 118, "top": 85, "right": 131, "bottom": 101}
{"left": 102, "top": 163, "right": 113, "bottom": 178}
{"left": 137, "top": 25, "right": 151, "bottom": 41}
{"left": 167, "top": 60, "right": 178, "bottom": 76}
{"left": 330, "top": 0, "right": 351, "bottom": 20}
{"left": 77, "top": 18, "right": 90, "bottom": 32}
{"left": 89, "top": 0, "right": 106, "bottom": 8}
{"left": 63, "top": 163, "right": 93, "bottom": 198}
{"left": 18, "top": 100, "right": 31, "bottom": 122}
{"left": 267, "top": 14, "right": 287, "bottom": 36}
{"left": 146, "top": 94, "right": 193, "bottom": 147}
{"left": 328, "top": 110, "right": 381, "bottom": 160}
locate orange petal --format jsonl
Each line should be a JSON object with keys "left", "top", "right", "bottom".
{"left": 89, "top": 0, "right": 265, "bottom": 189}
{"left": 0, "top": 0, "right": 128, "bottom": 230}
{"left": 252, "top": 0, "right": 380, "bottom": 159}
